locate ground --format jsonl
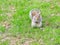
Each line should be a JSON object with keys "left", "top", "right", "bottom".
{"left": 0, "top": 0, "right": 60, "bottom": 45}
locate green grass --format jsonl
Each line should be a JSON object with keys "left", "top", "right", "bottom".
{"left": 0, "top": 0, "right": 60, "bottom": 45}
{"left": 0, "top": 40, "right": 9, "bottom": 45}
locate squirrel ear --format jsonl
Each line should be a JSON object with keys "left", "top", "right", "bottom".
{"left": 38, "top": 11, "right": 41, "bottom": 14}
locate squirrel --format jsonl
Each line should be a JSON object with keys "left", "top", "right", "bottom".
{"left": 29, "top": 9, "right": 42, "bottom": 27}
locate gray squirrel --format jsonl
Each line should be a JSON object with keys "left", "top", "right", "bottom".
{"left": 29, "top": 9, "right": 42, "bottom": 27}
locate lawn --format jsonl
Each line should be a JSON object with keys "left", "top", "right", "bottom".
{"left": 0, "top": 0, "right": 60, "bottom": 45}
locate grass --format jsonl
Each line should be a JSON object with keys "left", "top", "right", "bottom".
{"left": 0, "top": 0, "right": 60, "bottom": 45}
